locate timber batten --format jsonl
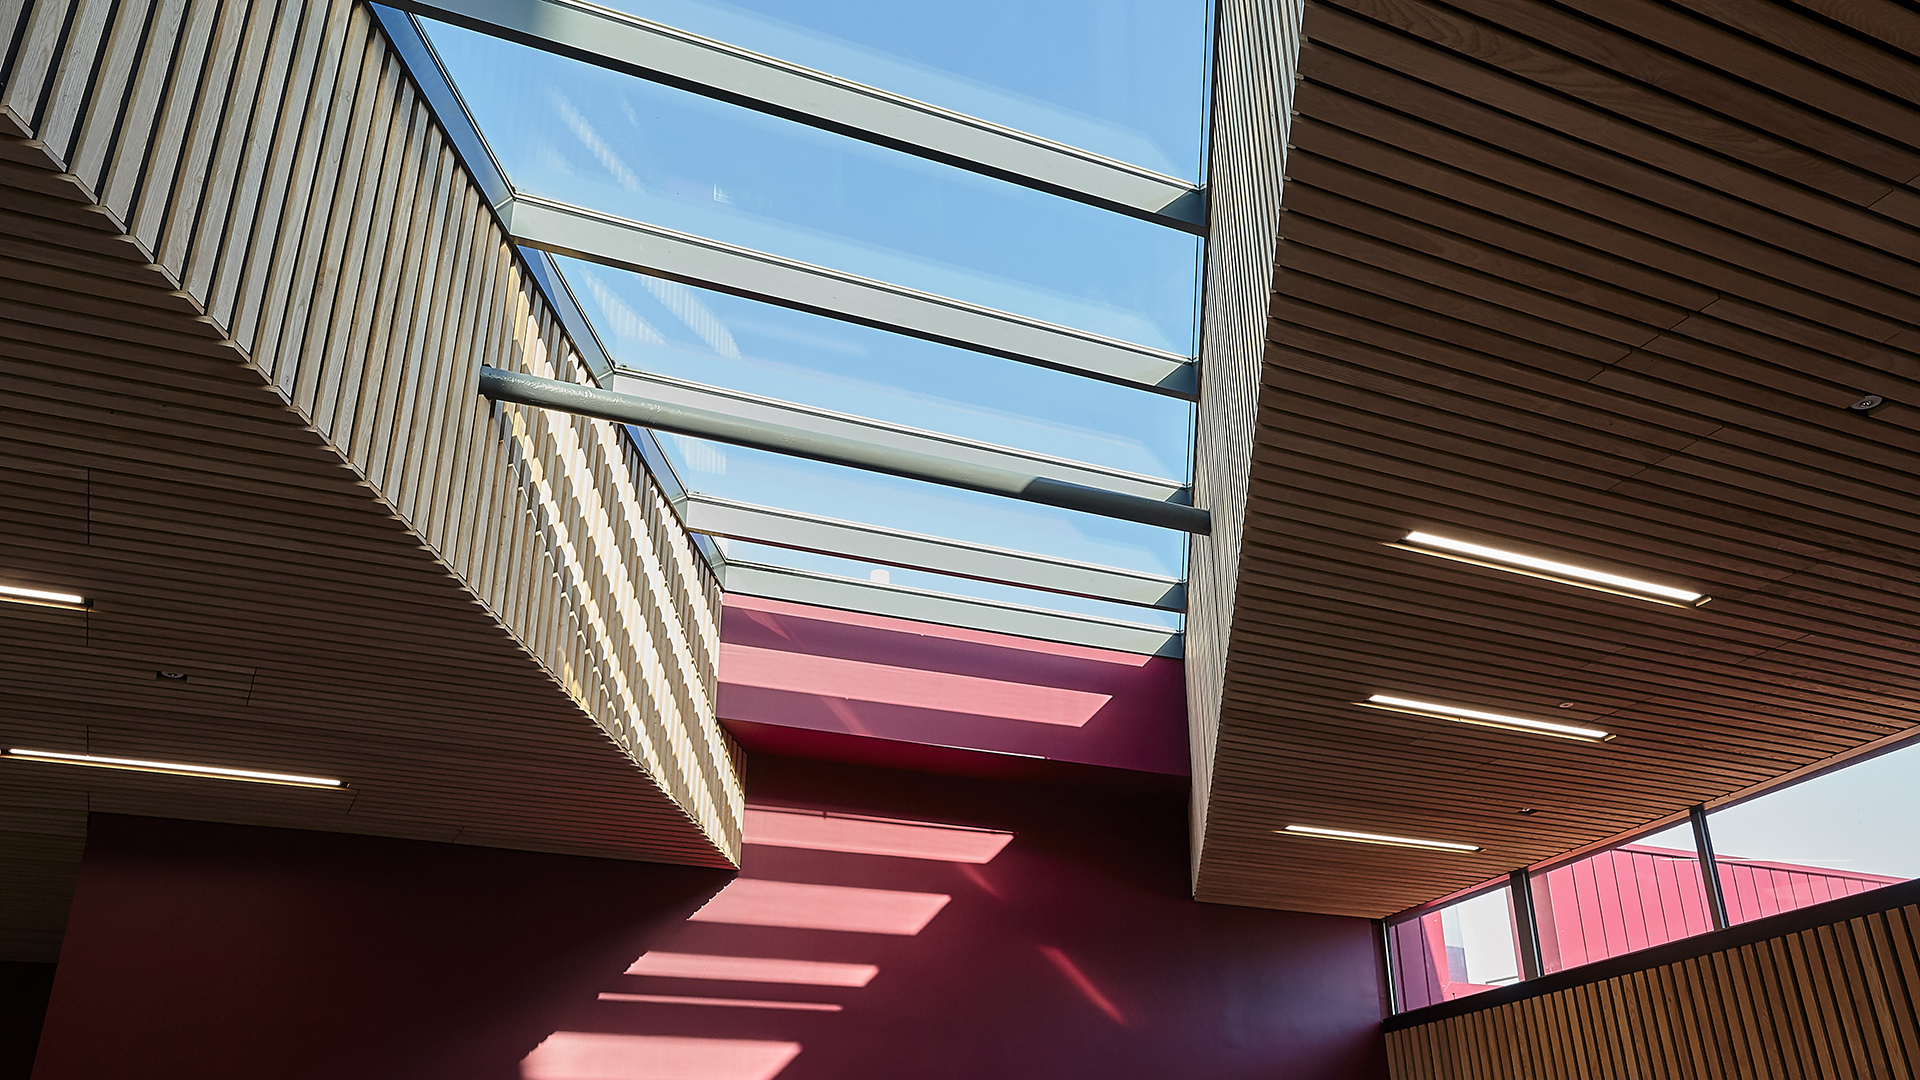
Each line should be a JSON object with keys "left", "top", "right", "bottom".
{"left": 0, "top": 0, "right": 740, "bottom": 958}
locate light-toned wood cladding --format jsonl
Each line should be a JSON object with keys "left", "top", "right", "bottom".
{"left": 1201, "top": 0, "right": 1920, "bottom": 915}
{"left": 1387, "top": 898, "right": 1920, "bottom": 1080}
{"left": 0, "top": 0, "right": 739, "bottom": 957}
{"left": 1186, "top": 0, "right": 1303, "bottom": 884}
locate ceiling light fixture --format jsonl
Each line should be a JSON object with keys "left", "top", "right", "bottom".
{"left": 0, "top": 583, "right": 90, "bottom": 611}
{"left": 1390, "top": 531, "right": 1708, "bottom": 607}
{"left": 1280, "top": 825, "right": 1480, "bottom": 853}
{"left": 4, "top": 749, "right": 343, "bottom": 788}
{"left": 1361, "top": 694, "right": 1615, "bottom": 743}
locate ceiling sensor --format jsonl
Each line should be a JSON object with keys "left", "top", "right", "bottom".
{"left": 1517, "top": 808, "right": 1540, "bottom": 815}
{"left": 1846, "top": 394, "right": 1888, "bottom": 415}
{"left": 156, "top": 671, "right": 188, "bottom": 681}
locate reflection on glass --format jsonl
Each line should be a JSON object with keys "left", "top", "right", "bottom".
{"left": 1531, "top": 823, "right": 1711, "bottom": 974}
{"left": 581, "top": 0, "right": 1214, "bottom": 180}
{"left": 561, "top": 257, "right": 1192, "bottom": 480}
{"left": 1707, "top": 743, "right": 1920, "bottom": 924}
{"left": 723, "top": 541, "right": 1182, "bottom": 629}
{"left": 428, "top": 23, "right": 1202, "bottom": 351}
{"left": 655, "top": 438, "right": 1185, "bottom": 577}
{"left": 1388, "top": 886, "right": 1521, "bottom": 1011}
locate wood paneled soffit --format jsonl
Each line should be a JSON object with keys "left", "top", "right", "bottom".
{"left": 1201, "top": 0, "right": 1920, "bottom": 915}
{"left": 0, "top": 0, "right": 740, "bottom": 954}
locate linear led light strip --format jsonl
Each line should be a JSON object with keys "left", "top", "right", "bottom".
{"left": 1361, "top": 694, "right": 1615, "bottom": 743}
{"left": 4, "top": 749, "right": 343, "bottom": 789}
{"left": 1280, "top": 825, "right": 1480, "bottom": 853}
{"left": 0, "top": 584, "right": 90, "bottom": 610}
{"left": 1391, "top": 531, "right": 1708, "bottom": 608}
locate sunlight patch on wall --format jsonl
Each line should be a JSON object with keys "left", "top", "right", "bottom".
{"left": 689, "top": 877, "right": 951, "bottom": 935}
{"left": 744, "top": 807, "right": 1014, "bottom": 863}
{"left": 521, "top": 1032, "right": 801, "bottom": 1080}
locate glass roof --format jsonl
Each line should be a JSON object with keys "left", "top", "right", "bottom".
{"left": 652, "top": 441, "right": 1186, "bottom": 576}
{"left": 430, "top": 24, "right": 1201, "bottom": 352}
{"left": 408, "top": 0, "right": 1213, "bottom": 652}
{"left": 558, "top": 256, "right": 1194, "bottom": 480}
{"left": 723, "top": 542, "right": 1185, "bottom": 631}
{"left": 574, "top": 0, "right": 1214, "bottom": 180}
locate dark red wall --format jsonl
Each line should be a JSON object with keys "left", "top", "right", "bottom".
{"left": 33, "top": 758, "right": 1387, "bottom": 1079}
{"left": 2, "top": 962, "right": 55, "bottom": 1080}
{"left": 720, "top": 595, "right": 1190, "bottom": 778}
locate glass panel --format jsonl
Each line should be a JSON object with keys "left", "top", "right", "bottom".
{"left": 721, "top": 541, "right": 1183, "bottom": 629}
{"left": 429, "top": 23, "right": 1202, "bottom": 353}
{"left": 653, "top": 435, "right": 1187, "bottom": 578}
{"left": 559, "top": 0, "right": 1212, "bottom": 180}
{"left": 1531, "top": 823, "right": 1711, "bottom": 975}
{"left": 1388, "top": 885, "right": 1522, "bottom": 1011}
{"left": 564, "top": 257, "right": 1193, "bottom": 480}
{"left": 1706, "top": 742, "right": 1920, "bottom": 925}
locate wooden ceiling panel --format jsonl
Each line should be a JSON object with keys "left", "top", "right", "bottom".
{"left": 1200, "top": 0, "right": 1920, "bottom": 915}
{"left": 0, "top": 99, "right": 731, "bottom": 961}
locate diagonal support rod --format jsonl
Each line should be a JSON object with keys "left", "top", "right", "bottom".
{"left": 478, "top": 366, "right": 1212, "bottom": 534}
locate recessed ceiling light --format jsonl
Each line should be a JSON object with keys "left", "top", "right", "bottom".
{"left": 4, "top": 749, "right": 343, "bottom": 788}
{"left": 1390, "top": 531, "right": 1708, "bottom": 608}
{"left": 0, "top": 584, "right": 90, "bottom": 611}
{"left": 1361, "top": 694, "right": 1615, "bottom": 743}
{"left": 1279, "top": 825, "right": 1480, "bottom": 853}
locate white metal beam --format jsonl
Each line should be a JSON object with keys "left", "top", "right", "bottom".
{"left": 506, "top": 196, "right": 1198, "bottom": 397}
{"left": 685, "top": 495, "right": 1186, "bottom": 610}
{"left": 721, "top": 561, "right": 1183, "bottom": 657}
{"left": 379, "top": 0, "right": 1206, "bottom": 231}
{"left": 480, "top": 366, "right": 1210, "bottom": 532}
{"left": 609, "top": 368, "right": 1187, "bottom": 505}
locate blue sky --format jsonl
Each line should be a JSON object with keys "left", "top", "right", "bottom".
{"left": 509, "top": 0, "right": 1213, "bottom": 180}
{"left": 430, "top": 24, "right": 1204, "bottom": 352}
{"left": 1708, "top": 741, "right": 1920, "bottom": 879}
{"left": 421, "top": 3, "right": 1209, "bottom": 614}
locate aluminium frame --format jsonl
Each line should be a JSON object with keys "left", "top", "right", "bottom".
{"left": 377, "top": 0, "right": 1207, "bottom": 231}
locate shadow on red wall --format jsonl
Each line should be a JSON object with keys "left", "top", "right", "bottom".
{"left": 31, "top": 815, "right": 733, "bottom": 1079}
{"left": 33, "top": 758, "right": 1387, "bottom": 1080}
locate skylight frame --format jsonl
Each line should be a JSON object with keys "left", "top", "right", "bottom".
{"left": 371, "top": 1, "right": 1216, "bottom": 649}
{"left": 683, "top": 495, "right": 1186, "bottom": 610}
{"left": 378, "top": 0, "right": 1207, "bottom": 230}
{"left": 722, "top": 559, "right": 1183, "bottom": 657}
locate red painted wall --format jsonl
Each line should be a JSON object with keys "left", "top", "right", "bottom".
{"left": 33, "top": 758, "right": 1387, "bottom": 1079}
{"left": 719, "top": 596, "right": 1189, "bottom": 778}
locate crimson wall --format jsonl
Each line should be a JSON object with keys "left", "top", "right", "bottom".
{"left": 31, "top": 758, "right": 1387, "bottom": 1079}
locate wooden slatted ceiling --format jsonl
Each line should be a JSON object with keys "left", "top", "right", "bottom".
{"left": 0, "top": 0, "right": 739, "bottom": 959}
{"left": 1387, "top": 899, "right": 1920, "bottom": 1079}
{"left": 1199, "top": 0, "right": 1920, "bottom": 915}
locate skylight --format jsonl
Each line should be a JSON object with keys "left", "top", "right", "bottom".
{"left": 384, "top": 0, "right": 1215, "bottom": 654}
{"left": 427, "top": 23, "right": 1202, "bottom": 351}
{"left": 572, "top": 0, "right": 1214, "bottom": 179}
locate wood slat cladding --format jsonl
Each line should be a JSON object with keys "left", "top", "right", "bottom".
{"left": 1386, "top": 897, "right": 1920, "bottom": 1079}
{"left": 1186, "top": 0, "right": 1303, "bottom": 882}
{"left": 1200, "top": 0, "right": 1920, "bottom": 915}
{"left": 0, "top": 0, "right": 739, "bottom": 958}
